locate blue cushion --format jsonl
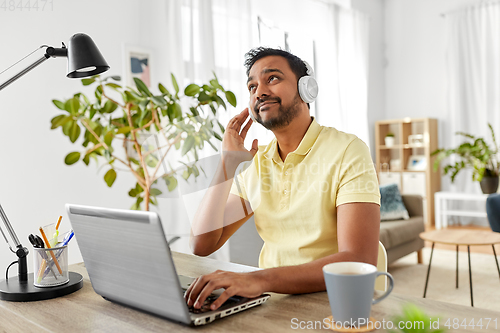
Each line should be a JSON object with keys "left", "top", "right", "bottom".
{"left": 380, "top": 183, "right": 409, "bottom": 221}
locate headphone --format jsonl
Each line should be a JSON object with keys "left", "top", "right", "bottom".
{"left": 298, "top": 61, "right": 318, "bottom": 104}
{"left": 249, "top": 60, "right": 318, "bottom": 123}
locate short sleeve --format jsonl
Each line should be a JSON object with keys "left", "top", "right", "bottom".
{"left": 335, "top": 138, "right": 381, "bottom": 206}
{"left": 230, "top": 168, "right": 248, "bottom": 201}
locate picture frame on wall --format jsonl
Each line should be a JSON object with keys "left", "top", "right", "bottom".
{"left": 122, "top": 44, "right": 152, "bottom": 88}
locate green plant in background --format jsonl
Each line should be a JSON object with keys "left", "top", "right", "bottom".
{"left": 432, "top": 124, "right": 499, "bottom": 182}
{"left": 390, "top": 303, "right": 446, "bottom": 333}
{"left": 386, "top": 132, "right": 395, "bottom": 137}
{"left": 50, "top": 74, "right": 236, "bottom": 210}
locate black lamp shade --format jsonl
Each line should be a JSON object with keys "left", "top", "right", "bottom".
{"left": 66, "top": 33, "right": 109, "bottom": 78}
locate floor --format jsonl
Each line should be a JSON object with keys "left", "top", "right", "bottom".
{"left": 424, "top": 224, "right": 500, "bottom": 255}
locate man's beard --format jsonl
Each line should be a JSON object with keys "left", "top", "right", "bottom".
{"left": 254, "top": 93, "right": 302, "bottom": 130}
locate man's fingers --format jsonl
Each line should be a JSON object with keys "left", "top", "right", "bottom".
{"left": 239, "top": 118, "right": 253, "bottom": 140}
{"left": 249, "top": 139, "right": 259, "bottom": 157}
{"left": 194, "top": 279, "right": 224, "bottom": 309}
{"left": 228, "top": 108, "right": 249, "bottom": 132}
{"left": 210, "top": 288, "right": 237, "bottom": 311}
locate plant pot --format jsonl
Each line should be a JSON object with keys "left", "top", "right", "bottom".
{"left": 480, "top": 176, "right": 499, "bottom": 194}
{"left": 385, "top": 137, "right": 395, "bottom": 147}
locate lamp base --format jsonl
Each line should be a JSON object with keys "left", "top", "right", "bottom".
{"left": 0, "top": 271, "right": 83, "bottom": 301}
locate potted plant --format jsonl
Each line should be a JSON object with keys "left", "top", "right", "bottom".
{"left": 385, "top": 132, "right": 395, "bottom": 147}
{"left": 50, "top": 74, "right": 236, "bottom": 210}
{"left": 432, "top": 124, "right": 499, "bottom": 194}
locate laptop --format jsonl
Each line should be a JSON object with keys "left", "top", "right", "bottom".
{"left": 66, "top": 204, "right": 270, "bottom": 326}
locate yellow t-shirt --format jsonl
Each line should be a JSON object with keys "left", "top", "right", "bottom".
{"left": 230, "top": 118, "right": 380, "bottom": 269}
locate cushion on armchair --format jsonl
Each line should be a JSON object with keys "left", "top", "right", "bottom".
{"left": 379, "top": 183, "right": 409, "bottom": 221}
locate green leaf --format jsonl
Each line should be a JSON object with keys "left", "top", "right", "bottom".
{"left": 63, "top": 119, "right": 73, "bottom": 136}
{"left": 173, "top": 102, "right": 182, "bottom": 119}
{"left": 217, "top": 120, "right": 225, "bottom": 134}
{"left": 181, "top": 136, "right": 195, "bottom": 156}
{"left": 95, "top": 85, "right": 103, "bottom": 99}
{"left": 225, "top": 91, "right": 237, "bottom": 107}
{"left": 52, "top": 99, "right": 66, "bottom": 110}
{"left": 82, "top": 153, "right": 90, "bottom": 165}
{"left": 64, "top": 152, "right": 81, "bottom": 165}
{"left": 151, "top": 95, "right": 168, "bottom": 107}
{"left": 184, "top": 84, "right": 200, "bottom": 96}
{"left": 150, "top": 188, "right": 162, "bottom": 196}
{"left": 215, "top": 95, "right": 226, "bottom": 110}
{"left": 159, "top": 83, "right": 169, "bottom": 95}
{"left": 214, "top": 132, "right": 222, "bottom": 141}
{"left": 104, "top": 131, "right": 115, "bottom": 147}
{"left": 134, "top": 78, "right": 152, "bottom": 97}
{"left": 139, "top": 99, "right": 150, "bottom": 112}
{"left": 171, "top": 74, "right": 179, "bottom": 95}
{"left": 50, "top": 115, "right": 70, "bottom": 129}
{"left": 105, "top": 83, "right": 121, "bottom": 89}
{"left": 165, "top": 176, "right": 178, "bottom": 192}
{"left": 131, "top": 197, "right": 144, "bottom": 210}
{"left": 82, "top": 78, "right": 95, "bottom": 86}
{"left": 128, "top": 189, "right": 138, "bottom": 197}
{"left": 102, "top": 100, "right": 118, "bottom": 113}
{"left": 69, "top": 122, "right": 81, "bottom": 143}
{"left": 198, "top": 91, "right": 210, "bottom": 103}
{"left": 64, "top": 98, "right": 80, "bottom": 114}
{"left": 104, "top": 169, "right": 117, "bottom": 187}
{"left": 116, "top": 126, "right": 132, "bottom": 135}
{"left": 210, "top": 79, "right": 222, "bottom": 90}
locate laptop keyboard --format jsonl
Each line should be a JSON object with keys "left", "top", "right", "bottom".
{"left": 183, "top": 289, "right": 240, "bottom": 314}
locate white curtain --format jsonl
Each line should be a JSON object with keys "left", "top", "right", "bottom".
{"left": 162, "top": 0, "right": 254, "bottom": 260}
{"left": 335, "top": 6, "right": 371, "bottom": 148}
{"left": 444, "top": 2, "right": 500, "bottom": 194}
{"left": 443, "top": 2, "right": 500, "bottom": 226}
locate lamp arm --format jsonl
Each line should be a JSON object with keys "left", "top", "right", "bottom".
{"left": 0, "top": 54, "right": 49, "bottom": 91}
{"left": 0, "top": 204, "right": 29, "bottom": 282}
{"left": 0, "top": 43, "right": 67, "bottom": 92}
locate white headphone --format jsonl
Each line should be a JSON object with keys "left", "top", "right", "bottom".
{"left": 298, "top": 61, "right": 318, "bottom": 104}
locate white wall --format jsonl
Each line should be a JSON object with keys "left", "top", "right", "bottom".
{"left": 0, "top": 0, "right": 155, "bottom": 275}
{"left": 384, "top": 0, "right": 482, "bottom": 141}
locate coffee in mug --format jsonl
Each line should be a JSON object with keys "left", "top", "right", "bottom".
{"left": 322, "top": 262, "right": 394, "bottom": 328}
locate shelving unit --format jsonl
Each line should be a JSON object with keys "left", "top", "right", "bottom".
{"left": 375, "top": 118, "right": 440, "bottom": 227}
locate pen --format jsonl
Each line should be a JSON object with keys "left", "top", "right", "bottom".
{"left": 42, "top": 230, "right": 74, "bottom": 279}
{"left": 39, "top": 227, "right": 63, "bottom": 274}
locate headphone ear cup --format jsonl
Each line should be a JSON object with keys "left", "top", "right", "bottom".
{"left": 298, "top": 76, "right": 318, "bottom": 104}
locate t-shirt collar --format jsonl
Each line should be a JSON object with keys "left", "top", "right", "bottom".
{"left": 265, "top": 117, "right": 322, "bottom": 163}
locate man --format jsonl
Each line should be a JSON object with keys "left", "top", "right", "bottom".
{"left": 184, "top": 47, "right": 380, "bottom": 311}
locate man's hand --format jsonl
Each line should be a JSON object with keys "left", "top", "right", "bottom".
{"left": 184, "top": 270, "right": 267, "bottom": 311}
{"left": 222, "top": 108, "right": 259, "bottom": 164}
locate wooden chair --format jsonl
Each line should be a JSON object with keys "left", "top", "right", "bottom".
{"left": 375, "top": 241, "right": 388, "bottom": 291}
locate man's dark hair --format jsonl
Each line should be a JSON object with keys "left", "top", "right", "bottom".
{"left": 244, "top": 47, "right": 308, "bottom": 81}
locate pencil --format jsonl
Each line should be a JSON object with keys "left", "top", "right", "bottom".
{"left": 39, "top": 227, "right": 63, "bottom": 274}
{"left": 56, "top": 216, "right": 62, "bottom": 230}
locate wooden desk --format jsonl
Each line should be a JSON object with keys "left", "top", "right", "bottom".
{"left": 1, "top": 252, "right": 500, "bottom": 332}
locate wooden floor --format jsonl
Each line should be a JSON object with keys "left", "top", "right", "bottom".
{"left": 424, "top": 224, "right": 500, "bottom": 255}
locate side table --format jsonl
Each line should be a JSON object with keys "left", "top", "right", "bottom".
{"left": 434, "top": 192, "right": 489, "bottom": 229}
{"left": 420, "top": 229, "right": 500, "bottom": 307}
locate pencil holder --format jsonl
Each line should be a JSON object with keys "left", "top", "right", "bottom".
{"left": 33, "top": 245, "right": 69, "bottom": 287}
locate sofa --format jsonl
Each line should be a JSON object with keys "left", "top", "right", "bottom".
{"left": 379, "top": 194, "right": 425, "bottom": 265}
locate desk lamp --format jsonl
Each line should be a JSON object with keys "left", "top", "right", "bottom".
{"left": 0, "top": 33, "right": 109, "bottom": 301}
